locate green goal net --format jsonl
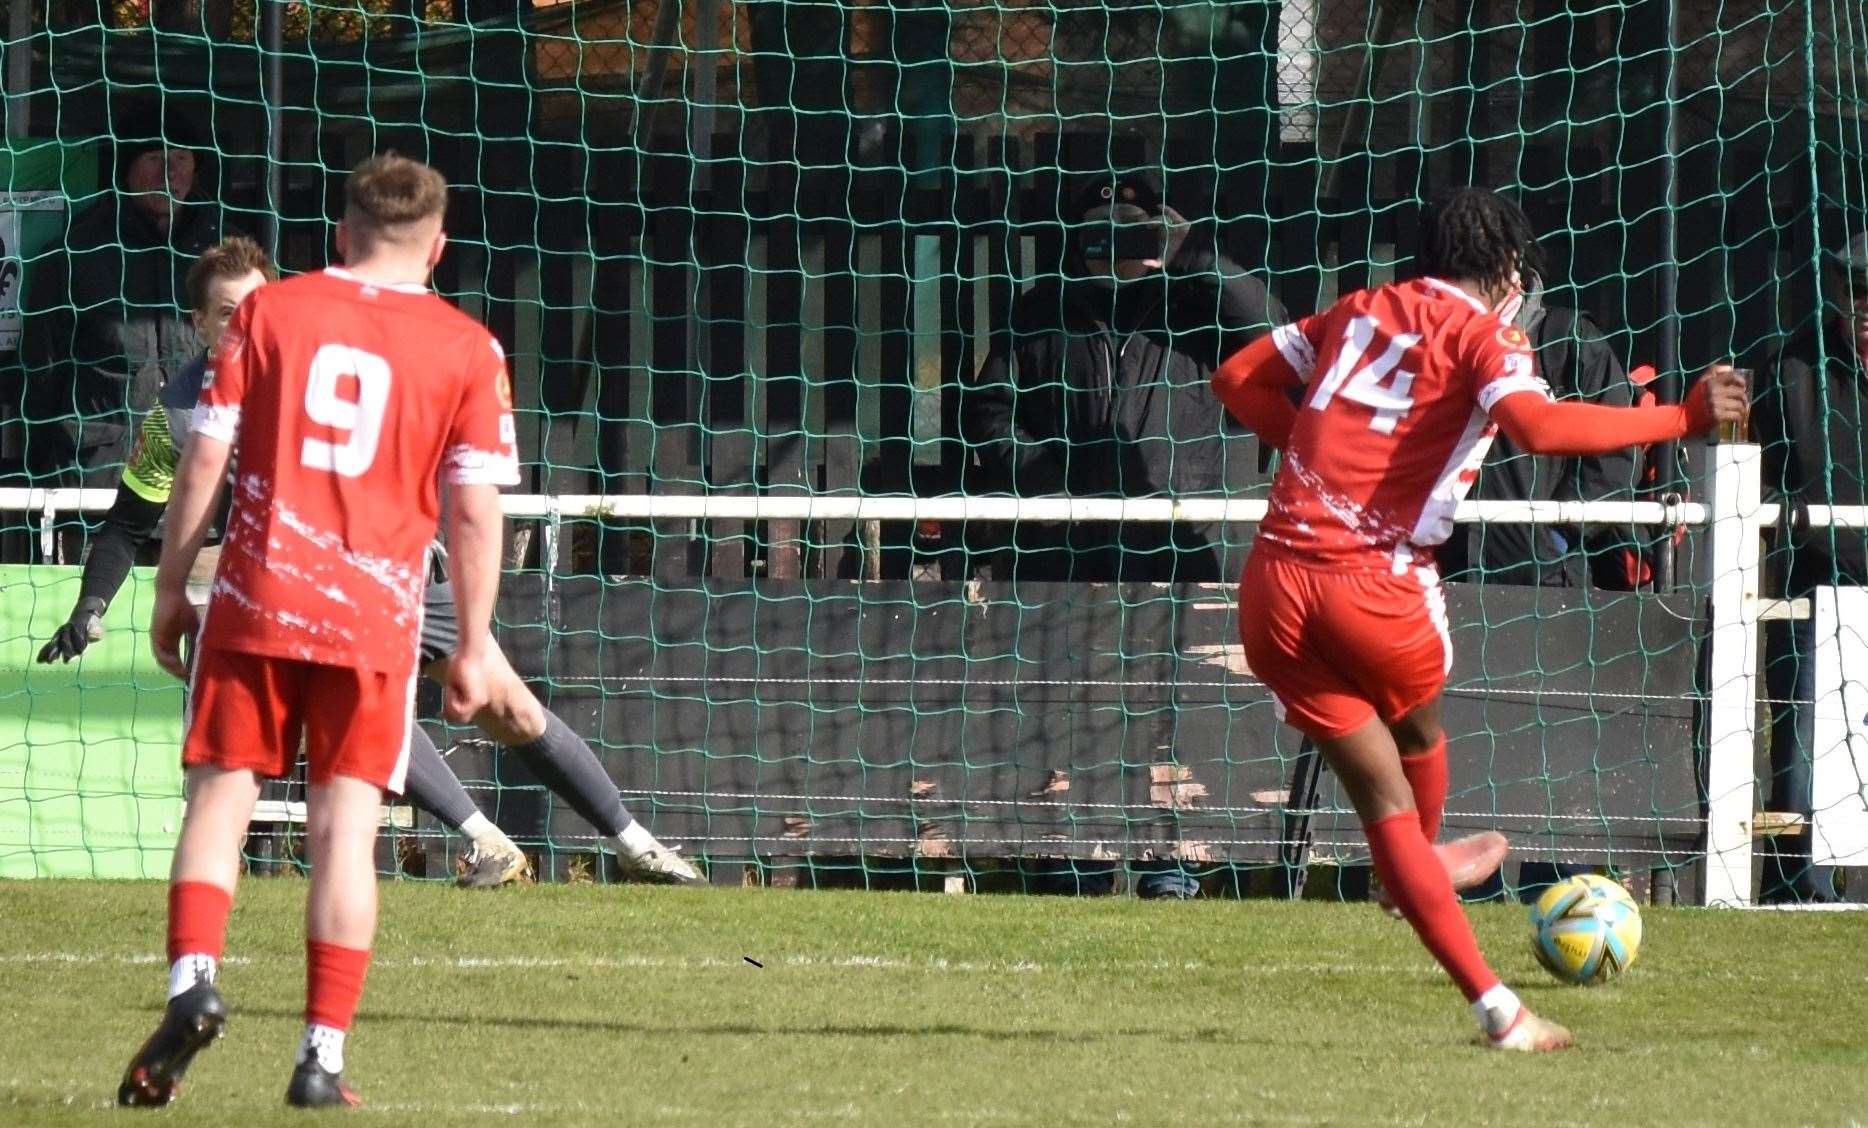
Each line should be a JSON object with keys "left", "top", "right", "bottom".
{"left": 2, "top": 0, "right": 1865, "bottom": 903}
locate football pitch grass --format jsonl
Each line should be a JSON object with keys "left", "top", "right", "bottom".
{"left": 1, "top": 880, "right": 1864, "bottom": 1127}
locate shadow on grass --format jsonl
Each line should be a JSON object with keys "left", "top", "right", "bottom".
{"left": 220, "top": 1004, "right": 1274, "bottom": 1046}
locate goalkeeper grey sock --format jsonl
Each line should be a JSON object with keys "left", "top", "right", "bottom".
{"left": 507, "top": 711, "right": 634, "bottom": 839}
{"left": 400, "top": 726, "right": 482, "bottom": 834}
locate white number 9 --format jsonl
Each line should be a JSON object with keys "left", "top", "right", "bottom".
{"left": 301, "top": 344, "right": 392, "bottom": 477}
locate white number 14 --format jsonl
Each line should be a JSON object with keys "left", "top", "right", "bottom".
{"left": 300, "top": 344, "right": 392, "bottom": 477}
{"left": 1307, "top": 315, "right": 1422, "bottom": 434}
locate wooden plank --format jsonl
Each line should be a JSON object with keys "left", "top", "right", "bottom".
{"left": 1754, "top": 812, "right": 1807, "bottom": 838}
{"left": 703, "top": 207, "right": 752, "bottom": 579}
{"left": 649, "top": 172, "right": 701, "bottom": 580}
{"left": 855, "top": 233, "right": 885, "bottom": 473}
{"left": 535, "top": 247, "right": 593, "bottom": 499}
{"left": 591, "top": 245, "right": 635, "bottom": 575}
{"left": 798, "top": 227, "right": 828, "bottom": 575}
{"left": 818, "top": 223, "right": 861, "bottom": 577}
{"left": 763, "top": 162, "right": 805, "bottom": 580}
{"left": 246, "top": 800, "right": 415, "bottom": 830}
{"left": 874, "top": 229, "right": 913, "bottom": 575}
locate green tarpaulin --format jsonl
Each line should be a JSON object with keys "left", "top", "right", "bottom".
{"left": 0, "top": 564, "right": 183, "bottom": 878}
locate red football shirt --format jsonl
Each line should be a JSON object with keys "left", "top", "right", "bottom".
{"left": 193, "top": 267, "right": 519, "bottom": 673}
{"left": 1255, "top": 277, "right": 1549, "bottom": 568}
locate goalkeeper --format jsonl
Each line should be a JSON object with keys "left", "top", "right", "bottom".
{"left": 36, "top": 236, "right": 699, "bottom": 886}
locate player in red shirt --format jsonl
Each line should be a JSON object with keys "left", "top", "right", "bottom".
{"left": 1211, "top": 188, "right": 1747, "bottom": 1051}
{"left": 118, "top": 155, "right": 518, "bottom": 1108}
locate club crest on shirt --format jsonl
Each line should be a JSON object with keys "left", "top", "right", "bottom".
{"left": 1495, "top": 325, "right": 1530, "bottom": 351}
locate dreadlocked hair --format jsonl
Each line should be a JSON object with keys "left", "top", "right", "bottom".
{"left": 1415, "top": 187, "right": 1538, "bottom": 290}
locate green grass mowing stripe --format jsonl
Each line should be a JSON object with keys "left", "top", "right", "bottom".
{"left": 0, "top": 881, "right": 1864, "bottom": 1127}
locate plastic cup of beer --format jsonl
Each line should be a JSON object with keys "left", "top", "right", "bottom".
{"left": 1719, "top": 367, "right": 1752, "bottom": 443}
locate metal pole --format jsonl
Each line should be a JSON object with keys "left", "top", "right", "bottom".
{"left": 1652, "top": 0, "right": 1682, "bottom": 588}
{"left": 1277, "top": 739, "right": 1324, "bottom": 899}
{"left": 261, "top": 0, "right": 285, "bottom": 257}
{"left": 6, "top": 0, "right": 31, "bottom": 139}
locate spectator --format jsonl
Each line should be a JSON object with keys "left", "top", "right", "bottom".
{"left": 20, "top": 103, "right": 233, "bottom": 490}
{"left": 960, "top": 169, "right": 1286, "bottom": 583}
{"left": 1750, "top": 230, "right": 1868, "bottom": 904}
{"left": 1436, "top": 264, "right": 1645, "bottom": 589}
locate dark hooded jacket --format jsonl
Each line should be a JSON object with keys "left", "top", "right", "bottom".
{"left": 1438, "top": 280, "right": 1644, "bottom": 587}
{"left": 960, "top": 197, "right": 1285, "bottom": 579}
{"left": 20, "top": 193, "right": 232, "bottom": 466}
{"left": 962, "top": 238, "right": 1283, "bottom": 498}
{"left": 1755, "top": 313, "right": 1868, "bottom": 592}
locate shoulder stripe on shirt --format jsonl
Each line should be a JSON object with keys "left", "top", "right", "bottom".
{"left": 1271, "top": 323, "right": 1317, "bottom": 377}
{"left": 194, "top": 403, "right": 242, "bottom": 443}
{"left": 1476, "top": 374, "right": 1551, "bottom": 413}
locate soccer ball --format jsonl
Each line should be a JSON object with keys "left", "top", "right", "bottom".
{"left": 1529, "top": 874, "right": 1642, "bottom": 985}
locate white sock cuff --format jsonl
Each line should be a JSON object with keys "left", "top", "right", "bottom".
{"left": 1472, "top": 984, "right": 1523, "bottom": 1033}
{"left": 167, "top": 954, "right": 218, "bottom": 1000}
{"left": 459, "top": 811, "right": 495, "bottom": 841}
{"left": 300, "top": 1023, "right": 347, "bottom": 1074}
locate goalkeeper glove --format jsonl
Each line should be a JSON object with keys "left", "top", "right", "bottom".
{"left": 37, "top": 597, "right": 107, "bottom": 664}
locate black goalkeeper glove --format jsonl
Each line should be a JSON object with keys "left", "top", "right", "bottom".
{"left": 37, "top": 597, "right": 107, "bottom": 664}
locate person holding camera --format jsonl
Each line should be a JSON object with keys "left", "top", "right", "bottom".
{"left": 960, "top": 169, "right": 1285, "bottom": 584}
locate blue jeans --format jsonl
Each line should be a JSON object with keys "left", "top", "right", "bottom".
{"left": 1761, "top": 614, "right": 1837, "bottom": 900}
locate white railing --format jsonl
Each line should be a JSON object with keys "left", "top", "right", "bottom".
{"left": 0, "top": 486, "right": 1714, "bottom": 545}
{"left": 6, "top": 459, "right": 1865, "bottom": 908}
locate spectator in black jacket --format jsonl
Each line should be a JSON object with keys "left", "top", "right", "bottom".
{"left": 1750, "top": 230, "right": 1868, "bottom": 904}
{"left": 1437, "top": 267, "right": 1645, "bottom": 588}
{"left": 20, "top": 103, "right": 234, "bottom": 489}
{"left": 960, "top": 170, "right": 1286, "bottom": 583}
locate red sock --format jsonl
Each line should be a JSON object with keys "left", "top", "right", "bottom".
{"left": 1365, "top": 811, "right": 1499, "bottom": 1002}
{"left": 167, "top": 881, "right": 233, "bottom": 963}
{"left": 1399, "top": 736, "right": 1448, "bottom": 843}
{"left": 305, "top": 941, "right": 372, "bottom": 1031}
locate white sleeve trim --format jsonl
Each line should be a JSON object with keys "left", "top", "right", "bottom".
{"left": 192, "top": 403, "right": 242, "bottom": 443}
{"left": 443, "top": 444, "right": 520, "bottom": 487}
{"left": 1271, "top": 323, "right": 1316, "bottom": 377}
{"left": 1477, "top": 375, "right": 1552, "bottom": 413}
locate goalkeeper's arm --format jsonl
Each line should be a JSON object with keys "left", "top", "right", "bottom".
{"left": 35, "top": 412, "right": 176, "bottom": 664}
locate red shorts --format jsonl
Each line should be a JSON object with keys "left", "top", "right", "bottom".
{"left": 1237, "top": 547, "right": 1451, "bottom": 741}
{"left": 182, "top": 647, "right": 418, "bottom": 794}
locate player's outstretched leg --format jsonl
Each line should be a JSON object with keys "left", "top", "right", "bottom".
{"left": 401, "top": 725, "right": 529, "bottom": 888}
{"left": 119, "top": 766, "right": 259, "bottom": 1107}
{"left": 447, "top": 646, "right": 703, "bottom": 884}
{"left": 288, "top": 775, "right": 381, "bottom": 1109}
{"left": 1318, "top": 710, "right": 1571, "bottom": 1053}
{"left": 1374, "top": 707, "right": 1508, "bottom": 915}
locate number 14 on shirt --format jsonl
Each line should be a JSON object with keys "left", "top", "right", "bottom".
{"left": 1308, "top": 315, "right": 1424, "bottom": 434}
